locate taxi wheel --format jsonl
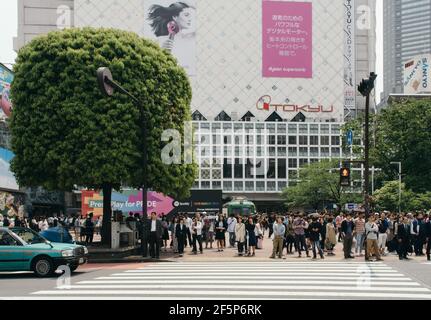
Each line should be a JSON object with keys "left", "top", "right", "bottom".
{"left": 32, "top": 256, "right": 55, "bottom": 278}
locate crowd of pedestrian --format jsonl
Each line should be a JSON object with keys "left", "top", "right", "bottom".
{"left": 129, "top": 210, "right": 431, "bottom": 262}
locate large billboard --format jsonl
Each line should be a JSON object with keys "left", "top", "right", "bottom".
{"left": 403, "top": 54, "right": 431, "bottom": 94}
{"left": 143, "top": 0, "right": 197, "bottom": 76}
{"left": 75, "top": 0, "right": 345, "bottom": 122}
{"left": 81, "top": 189, "right": 222, "bottom": 218}
{"left": 343, "top": 0, "right": 356, "bottom": 113}
{"left": 0, "top": 147, "right": 19, "bottom": 191}
{"left": 0, "top": 63, "right": 13, "bottom": 120}
{"left": 262, "top": 1, "right": 312, "bottom": 78}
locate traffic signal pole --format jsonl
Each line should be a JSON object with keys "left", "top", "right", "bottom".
{"left": 357, "top": 72, "right": 377, "bottom": 219}
{"left": 364, "top": 93, "right": 370, "bottom": 218}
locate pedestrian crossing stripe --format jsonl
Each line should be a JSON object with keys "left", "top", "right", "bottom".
{"left": 27, "top": 262, "right": 431, "bottom": 300}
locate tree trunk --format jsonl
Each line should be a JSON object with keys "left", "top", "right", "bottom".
{"left": 101, "top": 183, "right": 112, "bottom": 246}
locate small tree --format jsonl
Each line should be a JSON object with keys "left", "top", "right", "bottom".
{"left": 282, "top": 160, "right": 362, "bottom": 212}
{"left": 10, "top": 28, "right": 197, "bottom": 245}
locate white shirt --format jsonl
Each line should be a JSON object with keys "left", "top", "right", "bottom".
{"left": 192, "top": 221, "right": 203, "bottom": 236}
{"left": 227, "top": 217, "right": 237, "bottom": 233}
{"left": 185, "top": 217, "right": 193, "bottom": 229}
{"left": 151, "top": 220, "right": 156, "bottom": 232}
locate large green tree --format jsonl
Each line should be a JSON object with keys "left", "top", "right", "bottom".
{"left": 9, "top": 28, "right": 197, "bottom": 244}
{"left": 282, "top": 160, "right": 362, "bottom": 212}
{"left": 373, "top": 99, "right": 431, "bottom": 193}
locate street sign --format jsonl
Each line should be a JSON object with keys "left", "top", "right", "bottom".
{"left": 346, "top": 203, "right": 358, "bottom": 211}
{"left": 347, "top": 130, "right": 353, "bottom": 146}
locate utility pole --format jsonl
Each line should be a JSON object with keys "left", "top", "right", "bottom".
{"left": 358, "top": 72, "right": 377, "bottom": 218}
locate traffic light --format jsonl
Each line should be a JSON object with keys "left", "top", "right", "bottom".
{"left": 358, "top": 72, "right": 377, "bottom": 97}
{"left": 340, "top": 167, "right": 351, "bottom": 187}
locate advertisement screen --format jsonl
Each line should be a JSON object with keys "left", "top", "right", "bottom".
{"left": 0, "top": 63, "right": 14, "bottom": 120}
{"left": 143, "top": 0, "right": 197, "bottom": 76}
{"left": 404, "top": 54, "right": 431, "bottom": 94}
{"left": 262, "top": 1, "right": 312, "bottom": 78}
{"left": 0, "top": 147, "right": 19, "bottom": 191}
{"left": 81, "top": 189, "right": 222, "bottom": 218}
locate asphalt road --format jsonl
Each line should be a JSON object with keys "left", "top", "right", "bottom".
{"left": 1, "top": 257, "right": 430, "bottom": 300}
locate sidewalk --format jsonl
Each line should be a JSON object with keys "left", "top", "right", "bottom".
{"left": 88, "top": 236, "right": 427, "bottom": 263}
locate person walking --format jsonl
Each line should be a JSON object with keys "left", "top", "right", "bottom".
{"left": 365, "top": 215, "right": 382, "bottom": 261}
{"left": 169, "top": 217, "right": 179, "bottom": 253}
{"left": 227, "top": 214, "right": 237, "bottom": 248}
{"left": 309, "top": 216, "right": 324, "bottom": 260}
{"left": 341, "top": 213, "right": 355, "bottom": 259}
{"left": 235, "top": 216, "right": 246, "bottom": 256}
{"left": 255, "top": 219, "right": 264, "bottom": 249}
{"left": 161, "top": 216, "right": 170, "bottom": 252}
{"left": 148, "top": 212, "right": 163, "bottom": 259}
{"left": 425, "top": 214, "right": 431, "bottom": 261}
{"left": 205, "top": 218, "right": 215, "bottom": 249}
{"left": 285, "top": 215, "right": 296, "bottom": 255}
{"left": 325, "top": 216, "right": 337, "bottom": 256}
{"left": 377, "top": 213, "right": 389, "bottom": 256}
{"left": 336, "top": 214, "right": 344, "bottom": 242}
{"left": 191, "top": 216, "right": 203, "bottom": 255}
{"left": 354, "top": 213, "right": 366, "bottom": 257}
{"left": 397, "top": 216, "right": 411, "bottom": 260}
{"left": 175, "top": 217, "right": 187, "bottom": 257}
{"left": 184, "top": 214, "right": 193, "bottom": 248}
{"left": 412, "top": 213, "right": 426, "bottom": 256}
{"left": 270, "top": 217, "right": 286, "bottom": 259}
{"left": 293, "top": 213, "right": 309, "bottom": 258}
{"left": 215, "top": 214, "right": 227, "bottom": 252}
{"left": 84, "top": 214, "right": 95, "bottom": 245}
{"left": 246, "top": 217, "right": 257, "bottom": 257}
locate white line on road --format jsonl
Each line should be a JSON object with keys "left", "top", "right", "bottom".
{"left": 30, "top": 290, "right": 431, "bottom": 299}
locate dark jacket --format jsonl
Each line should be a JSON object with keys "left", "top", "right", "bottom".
{"left": 309, "top": 221, "right": 323, "bottom": 241}
{"left": 424, "top": 221, "right": 431, "bottom": 238}
{"left": 147, "top": 219, "right": 163, "bottom": 238}
{"left": 176, "top": 224, "right": 188, "bottom": 240}
{"left": 397, "top": 223, "right": 411, "bottom": 241}
{"left": 341, "top": 220, "right": 355, "bottom": 235}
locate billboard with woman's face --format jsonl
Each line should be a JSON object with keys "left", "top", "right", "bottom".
{"left": 143, "top": 0, "right": 197, "bottom": 76}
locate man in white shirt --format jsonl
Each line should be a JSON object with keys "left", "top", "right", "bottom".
{"left": 185, "top": 214, "right": 193, "bottom": 247}
{"left": 148, "top": 212, "right": 162, "bottom": 259}
{"left": 227, "top": 215, "right": 237, "bottom": 248}
{"left": 192, "top": 214, "right": 203, "bottom": 254}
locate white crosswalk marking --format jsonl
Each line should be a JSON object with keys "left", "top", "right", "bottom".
{"left": 31, "top": 262, "right": 431, "bottom": 300}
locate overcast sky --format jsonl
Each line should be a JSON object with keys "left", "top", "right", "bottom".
{"left": 0, "top": 0, "right": 384, "bottom": 96}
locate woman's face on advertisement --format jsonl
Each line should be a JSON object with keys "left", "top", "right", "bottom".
{"left": 173, "top": 8, "right": 194, "bottom": 30}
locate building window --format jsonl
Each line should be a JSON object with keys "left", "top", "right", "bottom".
{"left": 212, "top": 181, "right": 221, "bottom": 189}
{"left": 277, "top": 135, "right": 286, "bottom": 145}
{"left": 331, "top": 136, "right": 340, "bottom": 146}
{"left": 299, "top": 159, "right": 308, "bottom": 167}
{"left": 288, "top": 147, "right": 297, "bottom": 156}
{"left": 310, "top": 136, "right": 319, "bottom": 145}
{"left": 267, "top": 159, "right": 276, "bottom": 179}
{"left": 201, "top": 181, "right": 210, "bottom": 189}
{"left": 268, "top": 135, "right": 276, "bottom": 145}
{"left": 245, "top": 181, "right": 254, "bottom": 191}
{"left": 223, "top": 159, "right": 232, "bottom": 178}
{"left": 288, "top": 136, "right": 297, "bottom": 145}
{"left": 320, "top": 136, "right": 330, "bottom": 145}
{"left": 267, "top": 181, "right": 276, "bottom": 191}
{"left": 223, "top": 181, "right": 232, "bottom": 191}
{"left": 234, "top": 158, "right": 243, "bottom": 178}
{"left": 299, "top": 136, "right": 308, "bottom": 145}
{"left": 234, "top": 181, "right": 244, "bottom": 191}
{"left": 288, "top": 159, "right": 298, "bottom": 168}
{"left": 278, "top": 159, "right": 287, "bottom": 179}
{"left": 256, "top": 181, "right": 265, "bottom": 191}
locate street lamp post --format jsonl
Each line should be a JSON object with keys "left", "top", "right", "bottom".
{"left": 390, "top": 162, "right": 402, "bottom": 214}
{"left": 97, "top": 67, "right": 149, "bottom": 255}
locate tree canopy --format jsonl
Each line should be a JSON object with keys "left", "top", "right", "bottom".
{"left": 282, "top": 160, "right": 362, "bottom": 212}
{"left": 10, "top": 27, "right": 196, "bottom": 198}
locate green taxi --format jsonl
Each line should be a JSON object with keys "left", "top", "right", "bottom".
{"left": 0, "top": 227, "right": 88, "bottom": 277}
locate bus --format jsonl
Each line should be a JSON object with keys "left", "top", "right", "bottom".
{"left": 224, "top": 198, "right": 256, "bottom": 216}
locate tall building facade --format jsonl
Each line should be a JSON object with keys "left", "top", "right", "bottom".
{"left": 13, "top": 0, "right": 375, "bottom": 207}
{"left": 382, "top": 0, "right": 431, "bottom": 101}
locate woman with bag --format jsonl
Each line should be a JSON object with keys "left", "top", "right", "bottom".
{"left": 255, "top": 219, "right": 264, "bottom": 249}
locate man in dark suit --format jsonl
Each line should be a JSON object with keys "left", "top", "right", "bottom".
{"left": 176, "top": 217, "right": 188, "bottom": 257}
{"left": 148, "top": 212, "right": 163, "bottom": 259}
{"left": 397, "top": 216, "right": 411, "bottom": 260}
{"left": 341, "top": 213, "right": 355, "bottom": 259}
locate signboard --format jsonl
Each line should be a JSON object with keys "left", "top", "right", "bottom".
{"left": 0, "top": 147, "right": 19, "bottom": 191}
{"left": 0, "top": 190, "right": 26, "bottom": 218}
{"left": 0, "top": 63, "right": 14, "bottom": 119}
{"left": 262, "top": 1, "right": 312, "bottom": 78}
{"left": 403, "top": 54, "right": 431, "bottom": 94}
{"left": 345, "top": 203, "right": 358, "bottom": 211}
{"left": 81, "top": 189, "right": 222, "bottom": 218}
{"left": 143, "top": 0, "right": 197, "bottom": 76}
{"left": 343, "top": 0, "right": 356, "bottom": 113}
